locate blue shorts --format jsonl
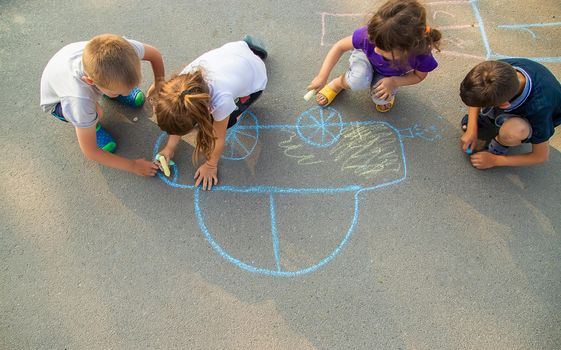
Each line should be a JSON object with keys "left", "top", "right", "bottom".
{"left": 51, "top": 103, "right": 67, "bottom": 122}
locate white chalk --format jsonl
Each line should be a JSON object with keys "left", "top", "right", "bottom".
{"left": 304, "top": 90, "right": 316, "bottom": 101}
{"left": 132, "top": 117, "right": 139, "bottom": 122}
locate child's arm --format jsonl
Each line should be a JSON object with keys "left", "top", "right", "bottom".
{"left": 470, "top": 142, "right": 549, "bottom": 169}
{"left": 75, "top": 126, "right": 158, "bottom": 176}
{"left": 372, "top": 70, "right": 428, "bottom": 101}
{"left": 142, "top": 44, "right": 166, "bottom": 99}
{"left": 194, "top": 118, "right": 229, "bottom": 190}
{"left": 307, "top": 36, "right": 354, "bottom": 91}
{"left": 461, "top": 106, "right": 481, "bottom": 153}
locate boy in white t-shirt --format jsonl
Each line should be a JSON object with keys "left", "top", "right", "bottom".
{"left": 154, "top": 36, "right": 268, "bottom": 190}
{"left": 40, "top": 34, "right": 165, "bottom": 176}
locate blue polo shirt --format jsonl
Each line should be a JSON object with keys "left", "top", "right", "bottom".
{"left": 498, "top": 58, "right": 561, "bottom": 144}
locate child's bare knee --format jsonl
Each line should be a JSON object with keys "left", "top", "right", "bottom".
{"left": 498, "top": 117, "right": 531, "bottom": 146}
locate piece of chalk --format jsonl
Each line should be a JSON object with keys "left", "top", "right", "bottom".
{"left": 157, "top": 154, "right": 171, "bottom": 177}
{"left": 304, "top": 90, "right": 316, "bottom": 101}
{"left": 466, "top": 147, "right": 472, "bottom": 155}
{"left": 132, "top": 117, "right": 139, "bottom": 122}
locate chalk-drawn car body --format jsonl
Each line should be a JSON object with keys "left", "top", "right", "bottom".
{"left": 153, "top": 107, "right": 443, "bottom": 276}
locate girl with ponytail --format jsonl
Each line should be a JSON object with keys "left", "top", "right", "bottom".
{"left": 155, "top": 39, "right": 267, "bottom": 190}
{"left": 308, "top": 0, "right": 441, "bottom": 112}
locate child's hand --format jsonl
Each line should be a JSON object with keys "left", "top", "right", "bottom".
{"left": 194, "top": 162, "right": 218, "bottom": 190}
{"left": 307, "top": 76, "right": 328, "bottom": 92}
{"left": 156, "top": 146, "right": 175, "bottom": 173}
{"left": 461, "top": 129, "right": 478, "bottom": 153}
{"left": 132, "top": 159, "right": 159, "bottom": 176}
{"left": 157, "top": 146, "right": 175, "bottom": 164}
{"left": 470, "top": 151, "right": 498, "bottom": 169}
{"left": 372, "top": 77, "right": 397, "bottom": 101}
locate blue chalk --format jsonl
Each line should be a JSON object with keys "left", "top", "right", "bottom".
{"left": 466, "top": 147, "right": 473, "bottom": 155}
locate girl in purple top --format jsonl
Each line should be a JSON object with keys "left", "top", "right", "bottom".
{"left": 308, "top": 0, "right": 442, "bottom": 112}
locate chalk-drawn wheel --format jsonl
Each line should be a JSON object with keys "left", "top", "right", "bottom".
{"left": 222, "top": 111, "right": 259, "bottom": 160}
{"left": 296, "top": 106, "right": 343, "bottom": 148}
{"left": 195, "top": 190, "right": 361, "bottom": 277}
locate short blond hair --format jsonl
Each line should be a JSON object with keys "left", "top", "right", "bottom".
{"left": 83, "top": 34, "right": 141, "bottom": 90}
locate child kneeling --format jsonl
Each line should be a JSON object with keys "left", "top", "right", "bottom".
{"left": 155, "top": 37, "right": 267, "bottom": 190}
{"left": 460, "top": 59, "right": 561, "bottom": 169}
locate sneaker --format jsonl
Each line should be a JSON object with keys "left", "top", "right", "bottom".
{"left": 112, "top": 87, "right": 145, "bottom": 107}
{"left": 488, "top": 138, "right": 509, "bottom": 155}
{"left": 243, "top": 35, "right": 268, "bottom": 60}
{"left": 96, "top": 123, "right": 117, "bottom": 153}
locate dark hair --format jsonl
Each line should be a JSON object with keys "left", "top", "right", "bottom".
{"left": 154, "top": 69, "right": 215, "bottom": 162}
{"left": 367, "top": 0, "right": 441, "bottom": 63}
{"left": 460, "top": 61, "right": 519, "bottom": 107}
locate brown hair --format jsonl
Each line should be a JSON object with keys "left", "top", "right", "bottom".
{"left": 83, "top": 34, "right": 141, "bottom": 90}
{"left": 367, "top": 0, "right": 441, "bottom": 63}
{"left": 460, "top": 61, "right": 519, "bottom": 107}
{"left": 155, "top": 69, "right": 214, "bottom": 162}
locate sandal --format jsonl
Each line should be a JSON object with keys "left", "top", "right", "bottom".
{"left": 488, "top": 138, "right": 509, "bottom": 155}
{"left": 317, "top": 84, "right": 340, "bottom": 106}
{"left": 375, "top": 96, "right": 395, "bottom": 113}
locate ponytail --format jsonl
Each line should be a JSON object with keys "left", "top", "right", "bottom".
{"left": 425, "top": 26, "right": 442, "bottom": 52}
{"left": 155, "top": 69, "right": 215, "bottom": 164}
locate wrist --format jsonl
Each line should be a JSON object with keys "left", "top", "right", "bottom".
{"left": 317, "top": 72, "right": 329, "bottom": 81}
{"left": 467, "top": 124, "right": 478, "bottom": 134}
{"left": 205, "top": 160, "right": 218, "bottom": 168}
{"left": 489, "top": 154, "right": 501, "bottom": 167}
{"left": 128, "top": 158, "right": 138, "bottom": 172}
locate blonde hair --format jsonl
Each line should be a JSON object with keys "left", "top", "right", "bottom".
{"left": 155, "top": 69, "right": 214, "bottom": 163}
{"left": 83, "top": 34, "right": 141, "bottom": 90}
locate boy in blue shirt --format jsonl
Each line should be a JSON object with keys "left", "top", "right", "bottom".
{"left": 459, "top": 58, "right": 561, "bottom": 169}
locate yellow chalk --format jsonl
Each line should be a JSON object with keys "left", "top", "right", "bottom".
{"left": 157, "top": 154, "right": 171, "bottom": 177}
{"left": 304, "top": 89, "right": 316, "bottom": 101}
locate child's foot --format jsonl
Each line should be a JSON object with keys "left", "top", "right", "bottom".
{"left": 96, "top": 124, "right": 117, "bottom": 153}
{"left": 316, "top": 84, "right": 339, "bottom": 106}
{"left": 111, "top": 87, "right": 145, "bottom": 108}
{"left": 243, "top": 35, "right": 268, "bottom": 60}
{"left": 487, "top": 138, "right": 509, "bottom": 155}
{"left": 316, "top": 76, "right": 346, "bottom": 106}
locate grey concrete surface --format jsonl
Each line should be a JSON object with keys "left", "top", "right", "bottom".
{"left": 1, "top": 0, "right": 560, "bottom": 349}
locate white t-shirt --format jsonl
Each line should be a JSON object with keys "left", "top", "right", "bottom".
{"left": 180, "top": 41, "right": 267, "bottom": 121}
{"left": 40, "top": 39, "right": 144, "bottom": 128}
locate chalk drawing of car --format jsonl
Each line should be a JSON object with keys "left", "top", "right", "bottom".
{"left": 152, "top": 106, "right": 444, "bottom": 277}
